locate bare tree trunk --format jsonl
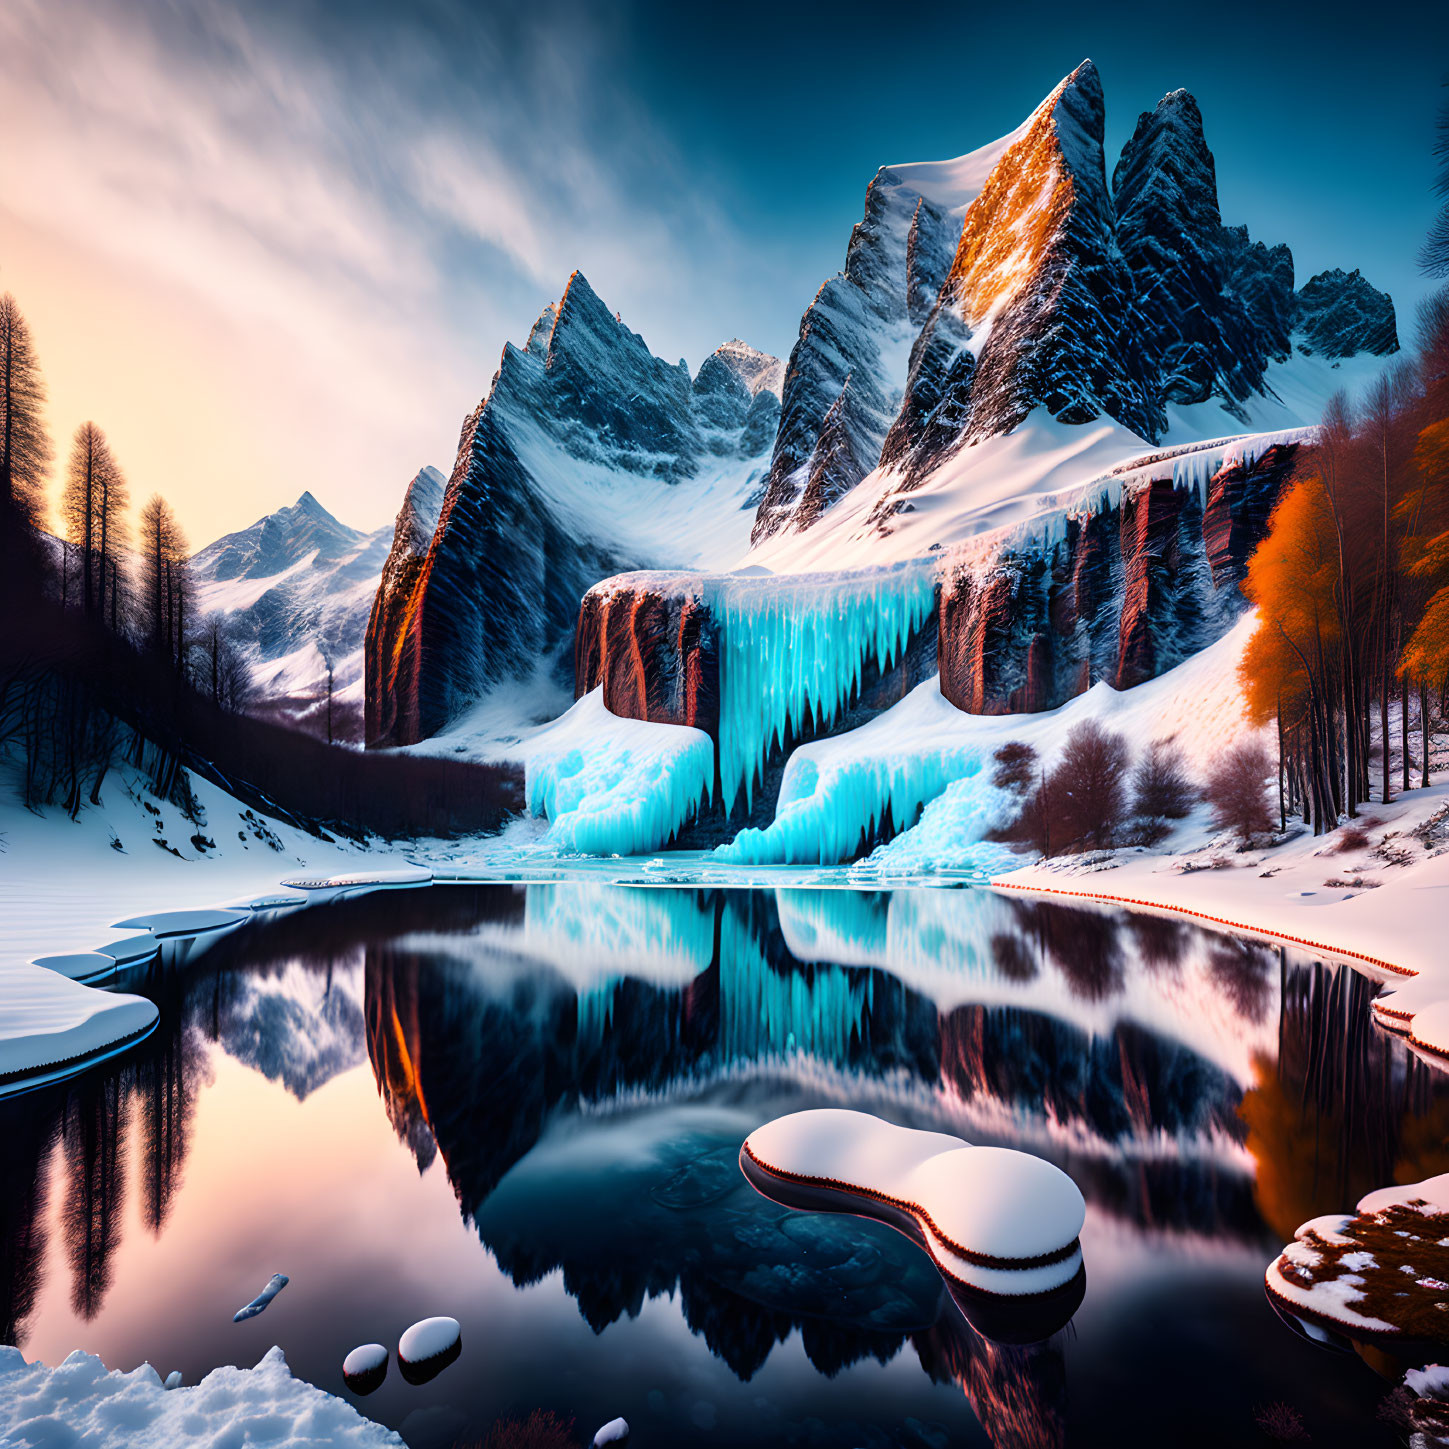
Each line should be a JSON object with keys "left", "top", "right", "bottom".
{"left": 1403, "top": 665, "right": 1412, "bottom": 792}
{"left": 1425, "top": 681, "right": 1434, "bottom": 789}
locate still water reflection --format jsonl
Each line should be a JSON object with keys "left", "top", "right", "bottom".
{"left": 1, "top": 884, "right": 1444, "bottom": 1447}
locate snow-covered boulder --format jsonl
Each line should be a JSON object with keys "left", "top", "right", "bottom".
{"left": 1266, "top": 1173, "right": 1449, "bottom": 1347}
{"left": 397, "top": 1316, "right": 461, "bottom": 1385}
{"left": 742, "top": 1108, "right": 1084, "bottom": 1300}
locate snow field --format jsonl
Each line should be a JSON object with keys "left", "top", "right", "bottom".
{"left": 0, "top": 1345, "right": 403, "bottom": 1448}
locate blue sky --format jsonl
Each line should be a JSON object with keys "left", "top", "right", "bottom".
{"left": 0, "top": 0, "right": 1442, "bottom": 538}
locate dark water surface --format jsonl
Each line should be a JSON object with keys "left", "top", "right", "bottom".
{"left": 2, "top": 883, "right": 1445, "bottom": 1448}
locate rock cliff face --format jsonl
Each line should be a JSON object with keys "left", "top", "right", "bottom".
{"left": 1111, "top": 90, "right": 1294, "bottom": 415}
{"left": 364, "top": 274, "right": 781, "bottom": 747}
{"left": 751, "top": 162, "right": 962, "bottom": 541}
{"left": 936, "top": 443, "right": 1300, "bottom": 713}
{"left": 758, "top": 65, "right": 1397, "bottom": 550}
{"left": 1294, "top": 268, "right": 1401, "bottom": 358}
{"left": 884, "top": 61, "right": 1160, "bottom": 479}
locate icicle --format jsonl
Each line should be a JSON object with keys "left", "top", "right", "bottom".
{"left": 708, "top": 562, "right": 938, "bottom": 816}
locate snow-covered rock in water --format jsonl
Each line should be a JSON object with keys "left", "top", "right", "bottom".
{"left": 364, "top": 272, "right": 781, "bottom": 747}
{"left": 0, "top": 1344, "right": 402, "bottom": 1447}
{"left": 592, "top": 1417, "right": 630, "bottom": 1446}
{"left": 1293, "top": 268, "right": 1399, "bottom": 359}
{"left": 342, "top": 1343, "right": 389, "bottom": 1395}
{"left": 194, "top": 487, "right": 420, "bottom": 734}
{"left": 0, "top": 964, "right": 158, "bottom": 1097}
{"left": 397, "top": 1316, "right": 461, "bottom": 1385}
{"left": 742, "top": 1109, "right": 1085, "bottom": 1300}
{"left": 233, "top": 1271, "right": 289, "bottom": 1322}
{"left": 1265, "top": 1174, "right": 1449, "bottom": 1347}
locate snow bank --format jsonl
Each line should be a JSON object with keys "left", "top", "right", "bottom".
{"left": 0, "top": 1344, "right": 402, "bottom": 1447}
{"left": 743, "top": 1108, "right": 1084, "bottom": 1297}
{"left": 0, "top": 965, "right": 157, "bottom": 1093}
{"left": 522, "top": 689, "right": 713, "bottom": 856}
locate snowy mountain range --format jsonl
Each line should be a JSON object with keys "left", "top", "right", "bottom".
{"left": 363, "top": 278, "right": 783, "bottom": 748}
{"left": 357, "top": 60, "right": 1395, "bottom": 779}
{"left": 192, "top": 476, "right": 442, "bottom": 735}
{"left": 198, "top": 59, "right": 1401, "bottom": 868}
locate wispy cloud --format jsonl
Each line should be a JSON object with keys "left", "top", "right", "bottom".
{"left": 0, "top": 0, "right": 767, "bottom": 537}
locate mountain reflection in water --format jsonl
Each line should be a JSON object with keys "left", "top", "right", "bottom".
{"left": 0, "top": 883, "right": 1442, "bottom": 1448}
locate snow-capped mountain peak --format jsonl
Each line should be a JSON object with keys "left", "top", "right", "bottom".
{"left": 192, "top": 491, "right": 367, "bottom": 583}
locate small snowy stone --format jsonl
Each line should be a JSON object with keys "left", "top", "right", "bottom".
{"left": 1408, "top": 1364, "right": 1449, "bottom": 1400}
{"left": 163, "top": 1370, "right": 182, "bottom": 1390}
{"left": 234, "top": 1272, "right": 289, "bottom": 1322}
{"left": 342, "top": 1344, "right": 388, "bottom": 1395}
{"left": 397, "top": 1317, "right": 461, "bottom": 1385}
{"left": 593, "top": 1417, "right": 630, "bottom": 1446}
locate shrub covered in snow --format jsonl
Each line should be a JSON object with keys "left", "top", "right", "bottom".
{"left": 1128, "top": 738, "right": 1198, "bottom": 842}
{"left": 1205, "top": 739, "right": 1275, "bottom": 842}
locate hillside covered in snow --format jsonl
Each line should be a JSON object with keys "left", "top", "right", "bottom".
{"left": 365, "top": 60, "right": 1400, "bottom": 867}
{"left": 193, "top": 476, "right": 443, "bottom": 739}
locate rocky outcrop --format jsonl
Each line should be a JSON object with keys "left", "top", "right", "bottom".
{"left": 752, "top": 169, "right": 957, "bottom": 542}
{"left": 575, "top": 584, "right": 719, "bottom": 735}
{"left": 573, "top": 573, "right": 938, "bottom": 828}
{"left": 936, "top": 442, "right": 1300, "bottom": 713}
{"left": 364, "top": 274, "right": 781, "bottom": 748}
{"left": 757, "top": 66, "right": 1396, "bottom": 550}
{"left": 1294, "top": 268, "right": 1399, "bottom": 358}
{"left": 883, "top": 61, "right": 1161, "bottom": 477}
{"left": 1112, "top": 90, "right": 1293, "bottom": 415}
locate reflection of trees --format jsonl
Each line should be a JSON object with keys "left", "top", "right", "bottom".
{"left": 0, "top": 1105, "right": 57, "bottom": 1345}
{"left": 915, "top": 1318, "right": 1066, "bottom": 1449}
{"left": 134, "top": 1014, "right": 205, "bottom": 1235}
{"left": 1241, "top": 960, "right": 1449, "bottom": 1240}
{"left": 1006, "top": 899, "right": 1125, "bottom": 1001}
{"left": 62, "top": 1073, "right": 127, "bottom": 1320}
{"left": 1207, "top": 938, "right": 1275, "bottom": 1025}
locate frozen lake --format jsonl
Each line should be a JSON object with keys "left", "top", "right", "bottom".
{"left": 0, "top": 882, "right": 1434, "bottom": 1447}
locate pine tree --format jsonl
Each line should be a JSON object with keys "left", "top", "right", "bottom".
{"left": 61, "top": 423, "right": 128, "bottom": 619}
{"left": 138, "top": 494, "right": 190, "bottom": 665}
{"left": 0, "top": 292, "right": 52, "bottom": 569}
